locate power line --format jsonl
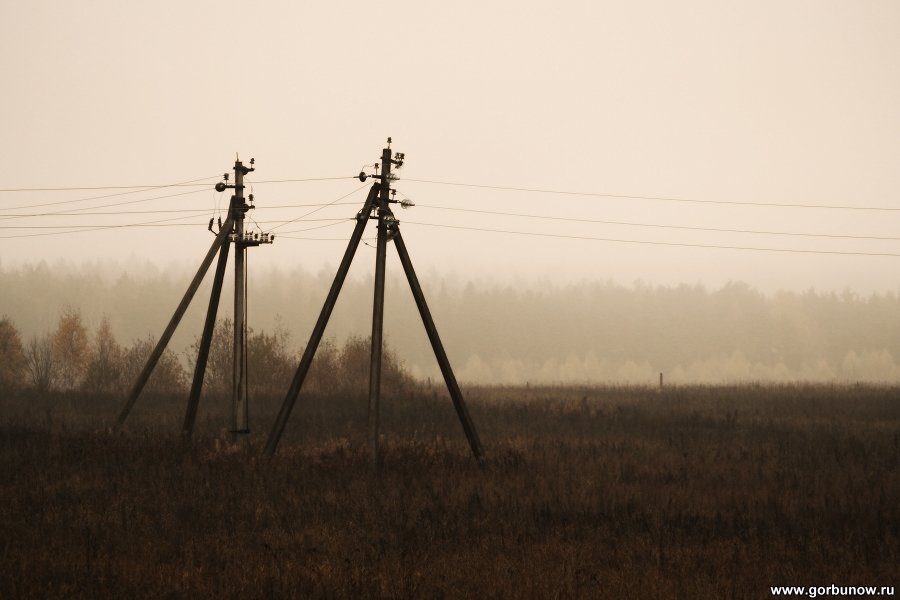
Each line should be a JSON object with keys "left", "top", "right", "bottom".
{"left": 279, "top": 235, "right": 378, "bottom": 242}
{"left": 18, "top": 197, "right": 894, "bottom": 242}
{"left": 247, "top": 176, "right": 357, "bottom": 185}
{"left": 0, "top": 175, "right": 359, "bottom": 215}
{"left": 415, "top": 203, "right": 900, "bottom": 242}
{"left": 0, "top": 187, "right": 213, "bottom": 220}
{"left": 0, "top": 213, "right": 352, "bottom": 237}
{"left": 0, "top": 214, "right": 209, "bottom": 239}
{"left": 0, "top": 175, "right": 222, "bottom": 213}
{"left": 0, "top": 200, "right": 361, "bottom": 219}
{"left": 0, "top": 217, "right": 347, "bottom": 230}
{"left": 0, "top": 182, "right": 214, "bottom": 193}
{"left": 7, "top": 172, "right": 897, "bottom": 213}
{"left": 268, "top": 184, "right": 368, "bottom": 233}
{"left": 276, "top": 219, "right": 355, "bottom": 236}
{"left": 401, "top": 220, "right": 900, "bottom": 258}
{"left": 403, "top": 178, "right": 900, "bottom": 212}
{"left": 0, "top": 175, "right": 355, "bottom": 194}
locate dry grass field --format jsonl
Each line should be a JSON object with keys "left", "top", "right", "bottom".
{"left": 1, "top": 384, "right": 898, "bottom": 598}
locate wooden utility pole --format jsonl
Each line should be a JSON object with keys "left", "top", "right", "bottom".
{"left": 265, "top": 139, "right": 483, "bottom": 467}
{"left": 367, "top": 143, "right": 393, "bottom": 475}
{"left": 118, "top": 157, "right": 271, "bottom": 436}
{"left": 232, "top": 158, "right": 253, "bottom": 434}
{"left": 117, "top": 216, "right": 233, "bottom": 427}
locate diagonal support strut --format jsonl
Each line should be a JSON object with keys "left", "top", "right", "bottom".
{"left": 182, "top": 233, "right": 231, "bottom": 436}
{"left": 393, "top": 229, "right": 484, "bottom": 463}
{"left": 117, "top": 216, "right": 234, "bottom": 426}
{"left": 263, "top": 185, "right": 380, "bottom": 456}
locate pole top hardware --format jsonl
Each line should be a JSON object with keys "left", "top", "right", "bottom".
{"left": 215, "top": 171, "right": 232, "bottom": 192}
{"left": 233, "top": 157, "right": 255, "bottom": 175}
{"left": 237, "top": 230, "right": 275, "bottom": 247}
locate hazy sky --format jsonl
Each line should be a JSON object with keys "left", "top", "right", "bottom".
{"left": 2, "top": 1, "right": 899, "bottom": 294}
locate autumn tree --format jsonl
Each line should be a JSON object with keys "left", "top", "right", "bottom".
{"left": 188, "top": 317, "right": 296, "bottom": 398}
{"left": 183, "top": 317, "right": 415, "bottom": 401}
{"left": 333, "top": 336, "right": 412, "bottom": 396}
{"left": 247, "top": 320, "right": 295, "bottom": 397}
{"left": 187, "top": 318, "right": 234, "bottom": 398}
{"left": 304, "top": 339, "right": 339, "bottom": 394}
{"left": 83, "top": 316, "right": 124, "bottom": 394}
{"left": 0, "top": 316, "right": 26, "bottom": 393}
{"left": 52, "top": 307, "right": 90, "bottom": 390}
{"left": 120, "top": 336, "right": 187, "bottom": 396}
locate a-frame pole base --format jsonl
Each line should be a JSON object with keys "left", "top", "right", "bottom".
{"left": 182, "top": 234, "right": 231, "bottom": 436}
{"left": 263, "top": 186, "right": 380, "bottom": 456}
{"left": 117, "top": 216, "right": 234, "bottom": 427}
{"left": 393, "top": 229, "right": 484, "bottom": 463}
{"left": 263, "top": 155, "right": 485, "bottom": 465}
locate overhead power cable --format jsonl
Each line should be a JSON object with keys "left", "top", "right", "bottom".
{"left": 403, "top": 178, "right": 900, "bottom": 212}
{"left": 0, "top": 217, "right": 347, "bottom": 230}
{"left": 280, "top": 235, "right": 378, "bottom": 242}
{"left": 0, "top": 188, "right": 215, "bottom": 222}
{"left": 247, "top": 176, "right": 357, "bottom": 185}
{"left": 268, "top": 183, "right": 368, "bottom": 233}
{"left": 1, "top": 200, "right": 361, "bottom": 219}
{"left": 0, "top": 175, "right": 356, "bottom": 194}
{"left": 0, "top": 213, "right": 209, "bottom": 239}
{"left": 401, "top": 220, "right": 900, "bottom": 258}
{"left": 0, "top": 175, "right": 222, "bottom": 212}
{"left": 276, "top": 219, "right": 355, "bottom": 236}
{"left": 0, "top": 182, "right": 214, "bottom": 193}
{"left": 415, "top": 203, "right": 900, "bottom": 242}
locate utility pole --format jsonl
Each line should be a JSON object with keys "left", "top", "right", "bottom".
{"left": 231, "top": 157, "right": 253, "bottom": 434}
{"left": 118, "top": 156, "right": 272, "bottom": 437}
{"left": 265, "top": 139, "right": 483, "bottom": 467}
{"left": 367, "top": 141, "right": 395, "bottom": 475}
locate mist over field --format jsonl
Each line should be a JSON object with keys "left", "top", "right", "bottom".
{"left": 2, "top": 260, "right": 898, "bottom": 385}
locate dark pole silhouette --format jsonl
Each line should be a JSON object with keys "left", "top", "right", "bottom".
{"left": 393, "top": 230, "right": 484, "bottom": 462}
{"left": 367, "top": 145, "right": 392, "bottom": 474}
{"left": 263, "top": 186, "right": 380, "bottom": 456}
{"left": 264, "top": 139, "right": 483, "bottom": 466}
{"left": 183, "top": 237, "right": 231, "bottom": 435}
{"left": 232, "top": 159, "right": 253, "bottom": 434}
{"left": 117, "top": 216, "right": 233, "bottom": 426}
{"left": 117, "top": 157, "right": 271, "bottom": 432}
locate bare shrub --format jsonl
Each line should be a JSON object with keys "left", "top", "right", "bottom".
{"left": 24, "top": 334, "right": 57, "bottom": 392}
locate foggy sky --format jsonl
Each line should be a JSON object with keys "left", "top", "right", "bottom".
{"left": 2, "top": 1, "right": 899, "bottom": 294}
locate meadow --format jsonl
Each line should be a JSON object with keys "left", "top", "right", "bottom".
{"left": 1, "top": 384, "right": 898, "bottom": 598}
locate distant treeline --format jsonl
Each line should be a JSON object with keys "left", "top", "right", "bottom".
{"left": 0, "top": 309, "right": 411, "bottom": 397}
{"left": 1, "top": 261, "right": 899, "bottom": 384}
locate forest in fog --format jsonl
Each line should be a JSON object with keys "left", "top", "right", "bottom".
{"left": 1, "top": 260, "right": 899, "bottom": 385}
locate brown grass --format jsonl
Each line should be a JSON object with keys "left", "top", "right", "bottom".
{"left": 1, "top": 384, "right": 898, "bottom": 598}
